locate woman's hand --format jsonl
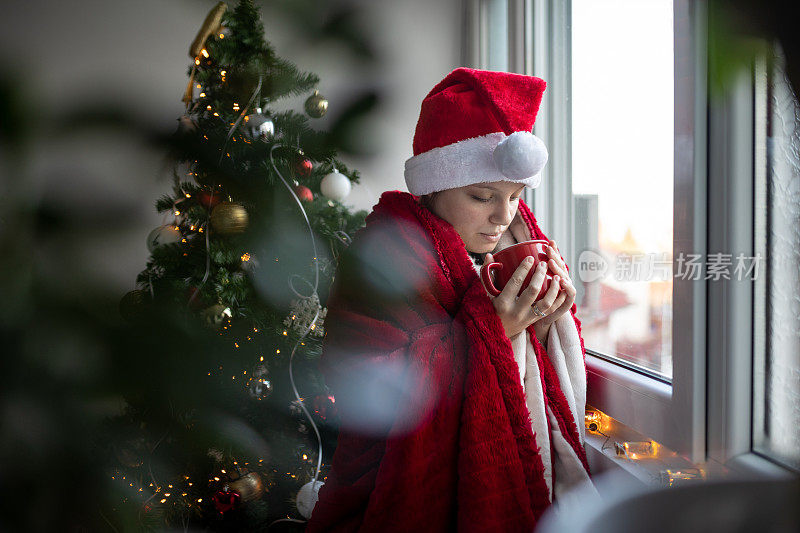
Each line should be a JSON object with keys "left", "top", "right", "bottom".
{"left": 485, "top": 239, "right": 577, "bottom": 345}
{"left": 484, "top": 251, "right": 563, "bottom": 340}
{"left": 531, "top": 240, "right": 577, "bottom": 344}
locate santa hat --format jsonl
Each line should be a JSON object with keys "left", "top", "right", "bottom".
{"left": 404, "top": 67, "right": 548, "bottom": 196}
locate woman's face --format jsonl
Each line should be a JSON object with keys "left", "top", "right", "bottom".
{"left": 426, "top": 181, "right": 525, "bottom": 254}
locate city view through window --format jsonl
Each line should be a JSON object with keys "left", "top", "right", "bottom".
{"left": 571, "top": 0, "right": 674, "bottom": 380}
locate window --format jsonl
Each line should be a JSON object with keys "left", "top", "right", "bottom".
{"left": 467, "top": 0, "right": 686, "bottom": 457}
{"left": 571, "top": 0, "right": 675, "bottom": 381}
{"left": 466, "top": 0, "right": 797, "bottom": 476}
{"left": 484, "top": 0, "right": 508, "bottom": 71}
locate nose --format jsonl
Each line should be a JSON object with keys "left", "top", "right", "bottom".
{"left": 489, "top": 201, "right": 515, "bottom": 227}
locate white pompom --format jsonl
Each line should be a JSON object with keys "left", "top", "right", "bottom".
{"left": 296, "top": 480, "right": 325, "bottom": 519}
{"left": 492, "top": 131, "right": 549, "bottom": 180}
{"left": 320, "top": 169, "right": 352, "bottom": 201}
{"left": 147, "top": 225, "right": 181, "bottom": 252}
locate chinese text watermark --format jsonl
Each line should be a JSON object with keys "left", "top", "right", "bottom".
{"left": 577, "top": 250, "right": 763, "bottom": 283}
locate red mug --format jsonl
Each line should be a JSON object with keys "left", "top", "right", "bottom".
{"left": 480, "top": 239, "right": 555, "bottom": 300}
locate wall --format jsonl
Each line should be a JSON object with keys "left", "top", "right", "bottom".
{"left": 0, "top": 0, "right": 463, "bottom": 293}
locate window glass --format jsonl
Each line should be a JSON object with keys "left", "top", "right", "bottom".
{"left": 486, "top": 0, "right": 508, "bottom": 71}
{"left": 752, "top": 47, "right": 800, "bottom": 470}
{"left": 571, "top": 0, "right": 674, "bottom": 380}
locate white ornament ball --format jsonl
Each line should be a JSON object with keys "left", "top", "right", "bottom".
{"left": 492, "top": 131, "right": 549, "bottom": 183}
{"left": 147, "top": 225, "right": 182, "bottom": 252}
{"left": 320, "top": 169, "right": 351, "bottom": 201}
{"left": 296, "top": 480, "right": 325, "bottom": 519}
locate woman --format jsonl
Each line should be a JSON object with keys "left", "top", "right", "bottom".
{"left": 306, "top": 68, "right": 591, "bottom": 532}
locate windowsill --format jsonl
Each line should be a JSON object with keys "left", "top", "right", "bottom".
{"left": 586, "top": 353, "right": 675, "bottom": 449}
{"left": 584, "top": 423, "right": 701, "bottom": 486}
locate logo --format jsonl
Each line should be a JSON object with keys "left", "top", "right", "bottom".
{"left": 577, "top": 249, "right": 609, "bottom": 283}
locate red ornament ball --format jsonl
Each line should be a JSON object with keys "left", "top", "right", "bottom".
{"left": 212, "top": 489, "right": 241, "bottom": 514}
{"left": 186, "top": 286, "right": 204, "bottom": 310}
{"left": 295, "top": 185, "right": 314, "bottom": 202}
{"left": 198, "top": 190, "right": 222, "bottom": 209}
{"left": 294, "top": 157, "right": 313, "bottom": 178}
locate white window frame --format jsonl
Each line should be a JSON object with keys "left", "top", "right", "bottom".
{"left": 463, "top": 0, "right": 796, "bottom": 475}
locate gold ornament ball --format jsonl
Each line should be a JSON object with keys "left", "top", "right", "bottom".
{"left": 119, "top": 290, "right": 148, "bottom": 322}
{"left": 210, "top": 202, "right": 248, "bottom": 235}
{"left": 228, "top": 472, "right": 265, "bottom": 502}
{"left": 304, "top": 90, "right": 328, "bottom": 118}
{"left": 202, "top": 304, "right": 232, "bottom": 330}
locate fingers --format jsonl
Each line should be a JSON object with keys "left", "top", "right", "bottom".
{"left": 526, "top": 274, "right": 563, "bottom": 324}
{"left": 497, "top": 256, "right": 535, "bottom": 302}
{"left": 517, "top": 260, "right": 547, "bottom": 303}
{"left": 547, "top": 242, "right": 570, "bottom": 281}
{"left": 545, "top": 277, "right": 576, "bottom": 320}
{"left": 538, "top": 274, "right": 563, "bottom": 310}
{"left": 558, "top": 274, "right": 577, "bottom": 301}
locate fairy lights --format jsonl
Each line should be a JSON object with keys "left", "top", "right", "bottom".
{"left": 659, "top": 468, "right": 706, "bottom": 487}
{"left": 585, "top": 410, "right": 606, "bottom": 433}
{"left": 615, "top": 441, "right": 657, "bottom": 460}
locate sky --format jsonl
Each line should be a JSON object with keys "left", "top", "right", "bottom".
{"left": 572, "top": 0, "right": 674, "bottom": 254}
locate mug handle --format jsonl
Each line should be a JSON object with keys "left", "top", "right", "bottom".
{"left": 480, "top": 262, "right": 504, "bottom": 296}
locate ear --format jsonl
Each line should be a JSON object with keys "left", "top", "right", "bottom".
{"left": 509, "top": 211, "right": 532, "bottom": 242}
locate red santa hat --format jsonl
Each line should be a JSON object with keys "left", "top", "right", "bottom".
{"left": 404, "top": 67, "right": 548, "bottom": 196}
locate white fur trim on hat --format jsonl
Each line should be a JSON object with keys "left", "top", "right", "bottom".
{"left": 404, "top": 131, "right": 548, "bottom": 196}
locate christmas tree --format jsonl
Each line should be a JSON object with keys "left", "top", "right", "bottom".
{"left": 105, "top": 1, "right": 368, "bottom": 529}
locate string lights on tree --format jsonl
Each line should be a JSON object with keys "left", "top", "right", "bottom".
{"left": 109, "top": 0, "right": 369, "bottom": 529}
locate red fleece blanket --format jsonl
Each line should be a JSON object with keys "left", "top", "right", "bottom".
{"left": 306, "top": 191, "right": 589, "bottom": 532}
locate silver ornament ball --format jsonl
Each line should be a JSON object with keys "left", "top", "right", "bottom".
{"left": 245, "top": 108, "right": 275, "bottom": 139}
{"left": 249, "top": 365, "right": 273, "bottom": 400}
{"left": 147, "top": 225, "right": 182, "bottom": 252}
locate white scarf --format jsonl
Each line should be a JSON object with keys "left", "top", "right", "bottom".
{"left": 470, "top": 213, "right": 594, "bottom": 502}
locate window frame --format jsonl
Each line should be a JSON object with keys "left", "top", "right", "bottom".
{"left": 463, "top": 0, "right": 796, "bottom": 475}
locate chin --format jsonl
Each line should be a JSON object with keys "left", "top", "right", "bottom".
{"left": 467, "top": 242, "right": 494, "bottom": 254}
